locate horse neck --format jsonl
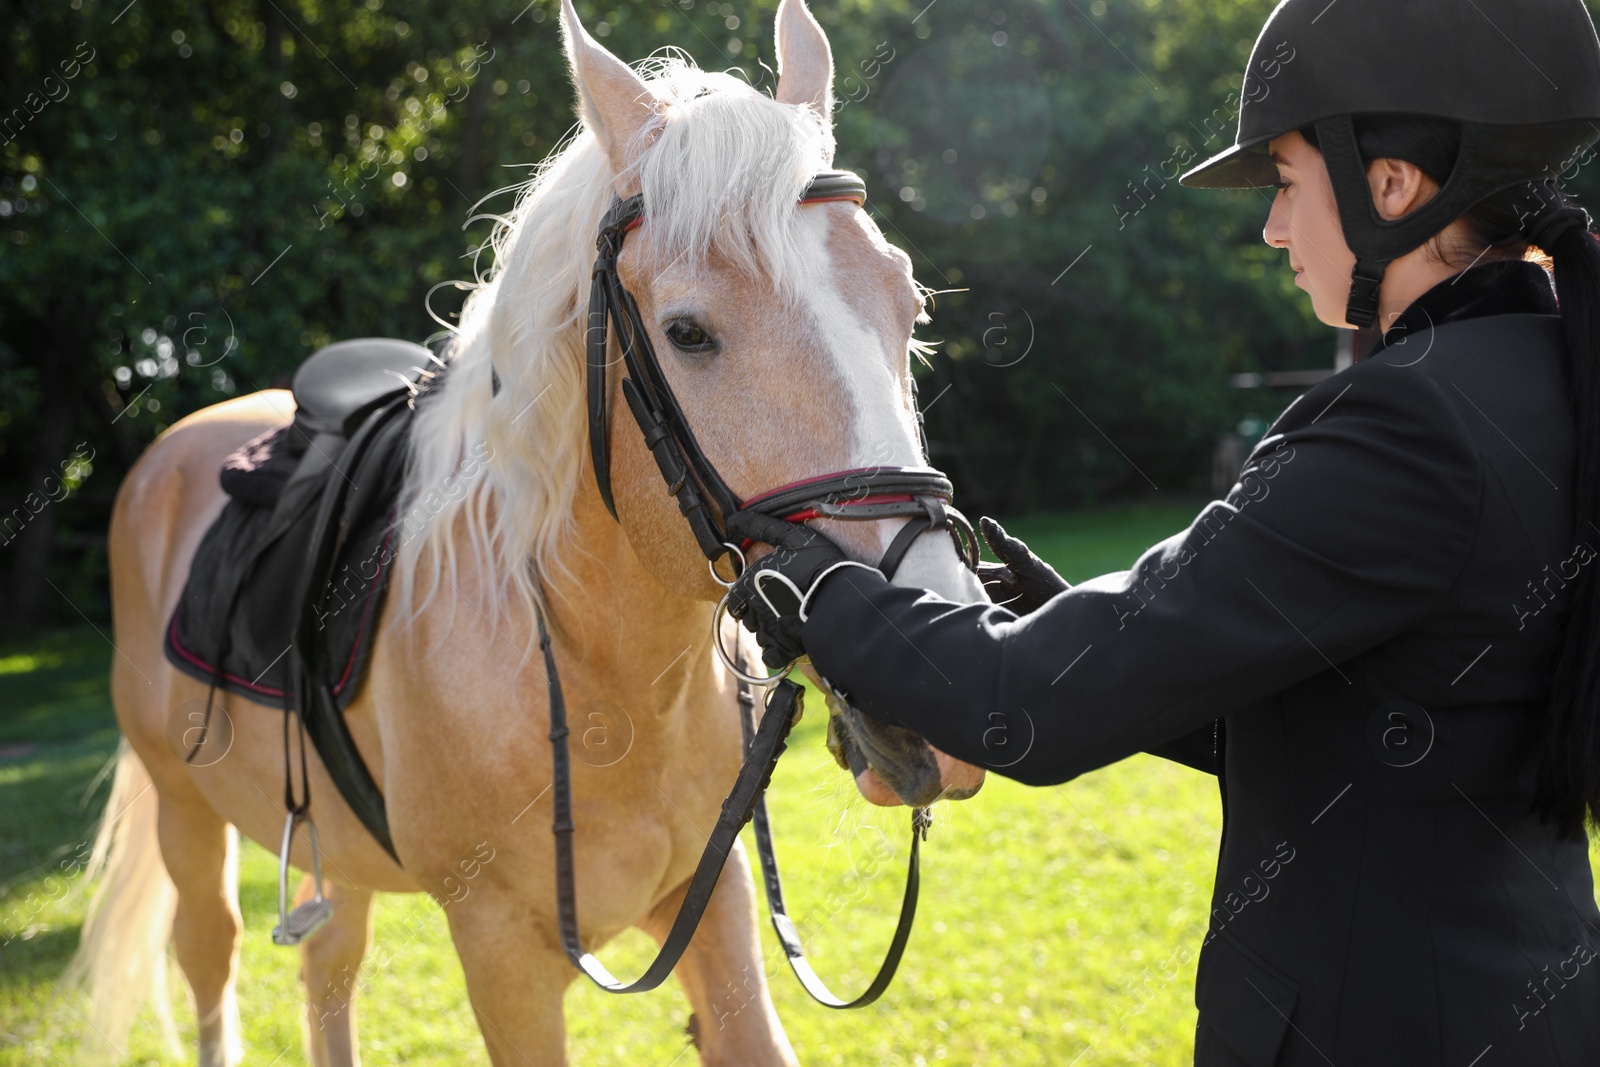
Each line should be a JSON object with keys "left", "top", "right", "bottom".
{"left": 539, "top": 470, "right": 713, "bottom": 688}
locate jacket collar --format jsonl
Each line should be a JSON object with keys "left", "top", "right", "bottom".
{"left": 1362, "top": 259, "right": 1558, "bottom": 360}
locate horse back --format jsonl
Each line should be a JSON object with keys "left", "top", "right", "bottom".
{"left": 107, "top": 390, "right": 295, "bottom": 749}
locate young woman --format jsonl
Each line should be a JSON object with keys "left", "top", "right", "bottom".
{"left": 726, "top": 0, "right": 1600, "bottom": 1062}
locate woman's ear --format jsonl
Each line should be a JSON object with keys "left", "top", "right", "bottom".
{"left": 1367, "top": 157, "right": 1435, "bottom": 221}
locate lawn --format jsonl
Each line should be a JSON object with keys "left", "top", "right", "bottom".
{"left": 1, "top": 496, "right": 1588, "bottom": 1066}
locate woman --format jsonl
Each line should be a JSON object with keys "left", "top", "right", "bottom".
{"left": 725, "top": 0, "right": 1600, "bottom": 1062}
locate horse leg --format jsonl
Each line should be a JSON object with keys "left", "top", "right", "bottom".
{"left": 445, "top": 893, "right": 572, "bottom": 1067}
{"left": 639, "top": 839, "right": 798, "bottom": 1067}
{"left": 156, "top": 789, "right": 244, "bottom": 1067}
{"left": 298, "top": 877, "right": 375, "bottom": 1067}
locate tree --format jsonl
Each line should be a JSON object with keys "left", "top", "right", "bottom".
{"left": 6, "top": 0, "right": 1597, "bottom": 619}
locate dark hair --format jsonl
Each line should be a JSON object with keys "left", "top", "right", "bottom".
{"left": 1536, "top": 199, "right": 1600, "bottom": 840}
{"left": 1305, "top": 115, "right": 1600, "bottom": 839}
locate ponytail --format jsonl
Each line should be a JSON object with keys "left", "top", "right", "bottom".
{"left": 1532, "top": 184, "right": 1600, "bottom": 840}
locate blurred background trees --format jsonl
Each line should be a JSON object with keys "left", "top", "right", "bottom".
{"left": 4, "top": 0, "right": 1596, "bottom": 622}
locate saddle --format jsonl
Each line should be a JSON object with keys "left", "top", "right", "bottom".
{"left": 164, "top": 338, "right": 433, "bottom": 860}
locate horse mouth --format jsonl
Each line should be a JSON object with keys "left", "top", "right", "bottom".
{"left": 853, "top": 757, "right": 984, "bottom": 807}
{"left": 822, "top": 689, "right": 985, "bottom": 807}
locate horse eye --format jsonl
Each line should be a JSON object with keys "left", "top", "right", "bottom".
{"left": 664, "top": 318, "right": 716, "bottom": 354}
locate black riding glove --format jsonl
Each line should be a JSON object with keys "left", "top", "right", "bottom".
{"left": 977, "top": 515, "right": 1070, "bottom": 615}
{"left": 724, "top": 511, "right": 884, "bottom": 670}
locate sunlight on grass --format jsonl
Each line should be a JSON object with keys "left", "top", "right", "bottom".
{"left": 5, "top": 501, "right": 1596, "bottom": 1066}
{"left": 2, "top": 735, "right": 1219, "bottom": 1066}
{"left": 0, "top": 652, "right": 64, "bottom": 677}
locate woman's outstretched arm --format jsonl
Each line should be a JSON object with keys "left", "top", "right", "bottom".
{"left": 799, "top": 355, "right": 1483, "bottom": 786}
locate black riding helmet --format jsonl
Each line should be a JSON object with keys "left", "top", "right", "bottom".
{"left": 1180, "top": 0, "right": 1600, "bottom": 328}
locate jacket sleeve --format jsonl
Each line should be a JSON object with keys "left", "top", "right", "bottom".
{"left": 1143, "top": 720, "right": 1223, "bottom": 775}
{"left": 799, "top": 358, "right": 1483, "bottom": 787}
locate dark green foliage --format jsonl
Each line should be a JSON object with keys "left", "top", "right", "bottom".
{"left": 6, "top": 0, "right": 1598, "bottom": 620}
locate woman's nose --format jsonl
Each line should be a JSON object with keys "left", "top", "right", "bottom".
{"left": 1263, "top": 192, "right": 1291, "bottom": 249}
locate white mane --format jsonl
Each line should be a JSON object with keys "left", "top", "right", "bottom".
{"left": 391, "top": 55, "right": 835, "bottom": 632}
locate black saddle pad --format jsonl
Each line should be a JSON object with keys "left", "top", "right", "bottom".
{"left": 164, "top": 405, "right": 411, "bottom": 710}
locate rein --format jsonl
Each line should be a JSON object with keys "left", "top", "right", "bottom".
{"left": 540, "top": 167, "right": 979, "bottom": 1007}
{"left": 538, "top": 609, "right": 926, "bottom": 1006}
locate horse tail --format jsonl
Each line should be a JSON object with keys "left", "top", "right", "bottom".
{"left": 64, "top": 739, "right": 182, "bottom": 1062}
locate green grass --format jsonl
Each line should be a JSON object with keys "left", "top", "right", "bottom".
{"left": 0, "top": 497, "right": 1592, "bottom": 1066}
{"left": 982, "top": 498, "right": 1211, "bottom": 583}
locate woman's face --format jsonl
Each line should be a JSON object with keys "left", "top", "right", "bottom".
{"left": 1263, "top": 131, "right": 1361, "bottom": 329}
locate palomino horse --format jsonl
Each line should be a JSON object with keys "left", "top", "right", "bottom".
{"left": 68, "top": 0, "right": 987, "bottom": 1063}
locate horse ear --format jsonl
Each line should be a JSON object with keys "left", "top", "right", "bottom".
{"left": 774, "top": 0, "right": 833, "bottom": 125}
{"left": 561, "top": 0, "right": 662, "bottom": 172}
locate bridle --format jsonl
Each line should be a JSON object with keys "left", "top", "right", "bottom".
{"left": 582, "top": 167, "right": 980, "bottom": 581}
{"left": 533, "top": 168, "right": 980, "bottom": 1008}
{"left": 711, "top": 463, "right": 981, "bottom": 686}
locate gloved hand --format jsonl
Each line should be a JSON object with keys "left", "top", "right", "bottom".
{"left": 724, "top": 511, "right": 884, "bottom": 670}
{"left": 977, "top": 515, "right": 1070, "bottom": 615}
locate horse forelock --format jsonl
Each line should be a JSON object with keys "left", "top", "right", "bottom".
{"left": 392, "top": 54, "right": 836, "bottom": 633}
{"left": 633, "top": 63, "right": 833, "bottom": 293}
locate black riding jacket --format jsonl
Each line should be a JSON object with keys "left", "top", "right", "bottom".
{"left": 801, "top": 260, "right": 1600, "bottom": 1066}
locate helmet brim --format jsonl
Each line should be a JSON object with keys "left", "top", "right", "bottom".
{"left": 1179, "top": 135, "right": 1281, "bottom": 189}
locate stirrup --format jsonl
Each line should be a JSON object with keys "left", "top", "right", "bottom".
{"left": 272, "top": 810, "right": 332, "bottom": 946}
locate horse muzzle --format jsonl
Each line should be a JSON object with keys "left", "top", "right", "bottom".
{"left": 826, "top": 694, "right": 985, "bottom": 807}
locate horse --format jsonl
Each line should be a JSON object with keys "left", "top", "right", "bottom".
{"left": 67, "top": 0, "right": 988, "bottom": 1063}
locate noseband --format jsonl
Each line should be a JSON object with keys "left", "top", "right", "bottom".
{"left": 538, "top": 168, "right": 979, "bottom": 1010}
{"left": 737, "top": 464, "right": 980, "bottom": 578}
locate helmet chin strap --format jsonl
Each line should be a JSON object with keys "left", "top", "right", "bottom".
{"left": 1344, "top": 259, "right": 1390, "bottom": 332}
{"left": 1313, "top": 116, "right": 1527, "bottom": 331}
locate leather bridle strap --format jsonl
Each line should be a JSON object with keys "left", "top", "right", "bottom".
{"left": 541, "top": 598, "right": 928, "bottom": 1006}
{"left": 706, "top": 466, "right": 969, "bottom": 1008}
{"left": 589, "top": 202, "right": 741, "bottom": 560}
{"left": 541, "top": 601, "right": 803, "bottom": 993}
{"left": 733, "top": 466, "right": 983, "bottom": 579}
{"left": 738, "top": 678, "right": 928, "bottom": 1008}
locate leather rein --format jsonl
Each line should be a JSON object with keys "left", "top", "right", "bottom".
{"left": 534, "top": 168, "right": 979, "bottom": 1007}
